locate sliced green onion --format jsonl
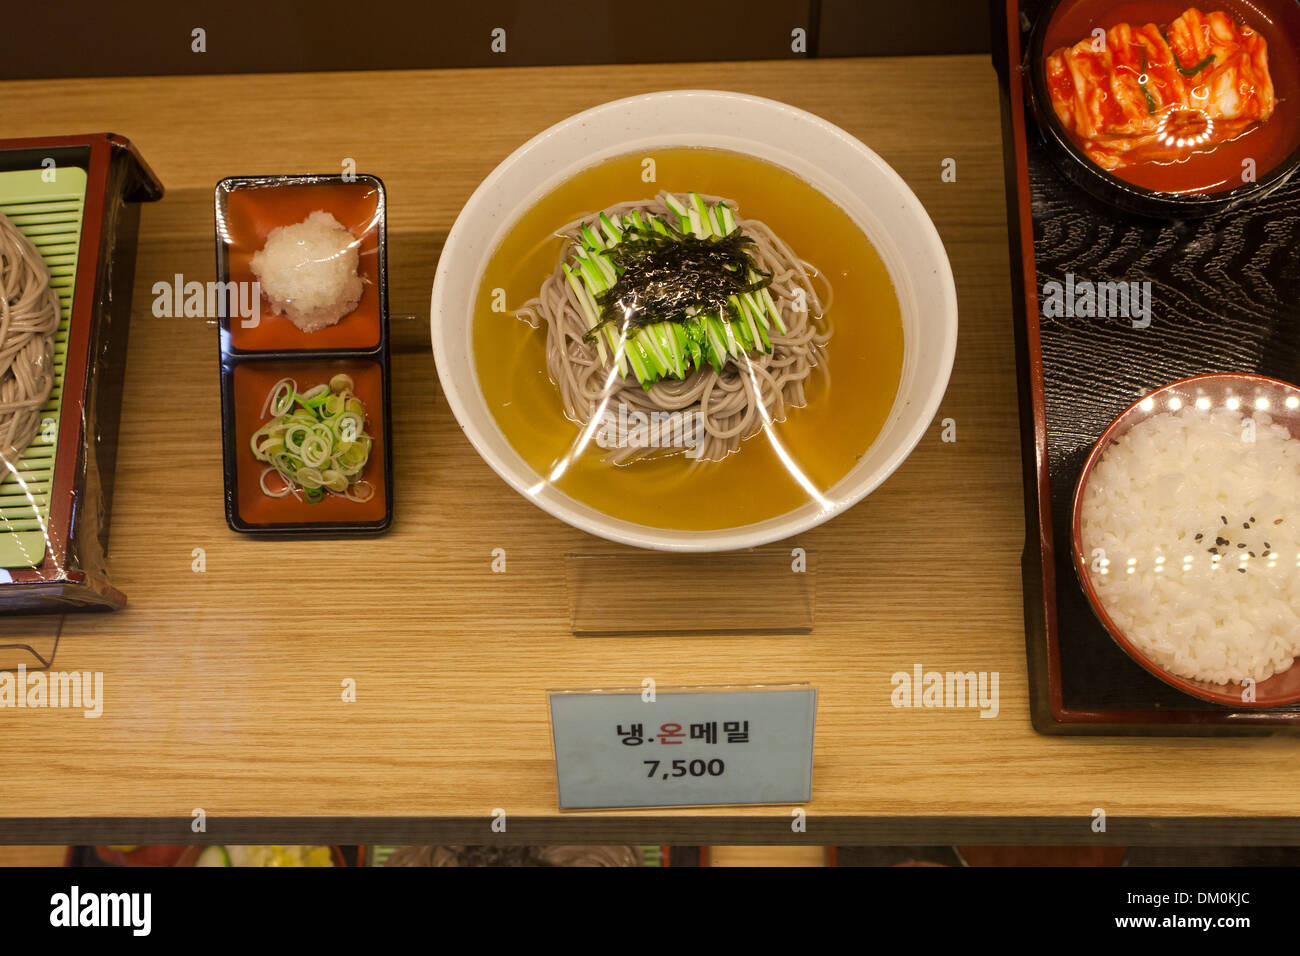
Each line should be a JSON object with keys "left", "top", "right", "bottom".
{"left": 718, "top": 204, "right": 737, "bottom": 235}
{"left": 663, "top": 194, "right": 689, "bottom": 216}
{"left": 250, "top": 376, "right": 374, "bottom": 503}
{"left": 258, "top": 467, "right": 293, "bottom": 498}
{"left": 580, "top": 222, "right": 604, "bottom": 251}
{"left": 760, "top": 285, "right": 786, "bottom": 334}
{"left": 599, "top": 212, "right": 623, "bottom": 245}
{"left": 264, "top": 379, "right": 295, "bottom": 418}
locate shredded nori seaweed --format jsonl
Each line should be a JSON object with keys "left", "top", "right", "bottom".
{"left": 583, "top": 229, "right": 771, "bottom": 344}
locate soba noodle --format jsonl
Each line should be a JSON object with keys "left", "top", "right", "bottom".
{"left": 0, "top": 212, "right": 60, "bottom": 464}
{"left": 517, "top": 193, "right": 830, "bottom": 464}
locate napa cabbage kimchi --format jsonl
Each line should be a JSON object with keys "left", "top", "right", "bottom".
{"left": 1045, "top": 7, "right": 1276, "bottom": 169}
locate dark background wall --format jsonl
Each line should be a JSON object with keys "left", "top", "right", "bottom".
{"left": 4, "top": 0, "right": 991, "bottom": 80}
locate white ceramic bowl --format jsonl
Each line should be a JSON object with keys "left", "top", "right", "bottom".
{"left": 431, "top": 90, "right": 958, "bottom": 551}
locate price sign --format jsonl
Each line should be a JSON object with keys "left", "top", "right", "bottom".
{"left": 548, "top": 684, "right": 816, "bottom": 809}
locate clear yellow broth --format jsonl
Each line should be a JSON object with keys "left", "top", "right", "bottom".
{"left": 472, "top": 147, "right": 903, "bottom": 531}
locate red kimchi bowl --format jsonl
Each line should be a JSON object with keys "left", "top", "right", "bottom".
{"left": 1026, "top": 0, "right": 1300, "bottom": 217}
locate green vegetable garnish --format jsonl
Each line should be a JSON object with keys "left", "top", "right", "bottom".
{"left": 1175, "top": 52, "right": 1216, "bottom": 76}
{"left": 250, "top": 375, "right": 375, "bottom": 503}
{"left": 1139, "top": 51, "right": 1158, "bottom": 114}
{"left": 1162, "top": 31, "right": 1216, "bottom": 76}
{"left": 1140, "top": 80, "right": 1158, "bottom": 114}
{"left": 563, "top": 193, "right": 787, "bottom": 389}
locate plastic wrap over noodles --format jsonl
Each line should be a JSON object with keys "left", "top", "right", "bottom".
{"left": 0, "top": 211, "right": 59, "bottom": 465}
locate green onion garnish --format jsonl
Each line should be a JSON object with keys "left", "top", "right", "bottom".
{"left": 565, "top": 193, "right": 780, "bottom": 389}
{"left": 1162, "top": 31, "right": 1216, "bottom": 76}
{"left": 250, "top": 374, "right": 375, "bottom": 503}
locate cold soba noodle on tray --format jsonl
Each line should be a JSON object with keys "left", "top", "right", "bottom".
{"left": 0, "top": 211, "right": 60, "bottom": 464}
{"left": 473, "top": 148, "right": 904, "bottom": 532}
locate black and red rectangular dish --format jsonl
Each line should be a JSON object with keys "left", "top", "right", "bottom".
{"left": 0, "top": 134, "right": 163, "bottom": 612}
{"left": 215, "top": 174, "right": 393, "bottom": 537}
{"left": 994, "top": 0, "right": 1300, "bottom": 734}
{"left": 66, "top": 845, "right": 365, "bottom": 867}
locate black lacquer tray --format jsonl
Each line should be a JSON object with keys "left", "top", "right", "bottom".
{"left": 994, "top": 0, "right": 1300, "bottom": 734}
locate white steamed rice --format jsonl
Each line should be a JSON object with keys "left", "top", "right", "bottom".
{"left": 1081, "top": 404, "right": 1300, "bottom": 685}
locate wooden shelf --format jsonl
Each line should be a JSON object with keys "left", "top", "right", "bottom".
{"left": 0, "top": 56, "right": 1290, "bottom": 845}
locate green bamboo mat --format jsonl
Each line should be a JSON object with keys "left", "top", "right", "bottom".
{"left": 366, "top": 845, "right": 395, "bottom": 866}
{"left": 0, "top": 167, "right": 86, "bottom": 568}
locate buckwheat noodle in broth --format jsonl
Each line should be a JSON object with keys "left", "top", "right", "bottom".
{"left": 474, "top": 148, "right": 904, "bottom": 532}
{"left": 516, "top": 192, "right": 830, "bottom": 464}
{"left": 0, "top": 212, "right": 60, "bottom": 464}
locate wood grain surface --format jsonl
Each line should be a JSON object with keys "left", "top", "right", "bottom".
{"left": 0, "top": 56, "right": 1292, "bottom": 844}
{"left": 0, "top": 846, "right": 65, "bottom": 867}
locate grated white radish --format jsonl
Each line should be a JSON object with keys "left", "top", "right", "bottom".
{"left": 250, "top": 210, "right": 363, "bottom": 333}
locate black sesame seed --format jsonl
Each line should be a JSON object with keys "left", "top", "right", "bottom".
{"left": 1250, "top": 516, "right": 1256, "bottom": 523}
{"left": 1238, "top": 567, "right": 1247, "bottom": 574}
{"left": 1249, "top": 551, "right": 1256, "bottom": 558}
{"left": 1264, "top": 551, "right": 1272, "bottom": 557}
{"left": 1275, "top": 518, "right": 1285, "bottom": 525}
{"left": 1222, "top": 515, "right": 1228, "bottom": 524}
{"left": 1265, "top": 542, "right": 1271, "bottom": 549}
{"left": 1238, "top": 543, "right": 1247, "bottom": 549}
{"left": 1194, "top": 533, "right": 1203, "bottom": 541}
{"left": 1244, "top": 522, "right": 1251, "bottom": 529}
{"left": 1209, "top": 547, "right": 1218, "bottom": 554}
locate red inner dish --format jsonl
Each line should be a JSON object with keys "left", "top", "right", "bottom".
{"left": 1043, "top": 0, "right": 1300, "bottom": 193}
{"left": 222, "top": 181, "right": 383, "bottom": 351}
{"left": 232, "top": 359, "right": 387, "bottom": 526}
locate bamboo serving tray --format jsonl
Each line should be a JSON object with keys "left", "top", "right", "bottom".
{"left": 0, "top": 134, "right": 162, "bottom": 614}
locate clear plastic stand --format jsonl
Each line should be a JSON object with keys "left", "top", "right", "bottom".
{"left": 0, "top": 613, "right": 64, "bottom": 671}
{"left": 389, "top": 312, "right": 425, "bottom": 353}
{"left": 566, "top": 546, "right": 816, "bottom": 636}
